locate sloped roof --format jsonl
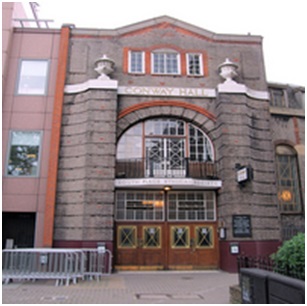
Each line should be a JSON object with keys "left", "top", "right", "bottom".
{"left": 71, "top": 15, "right": 263, "bottom": 44}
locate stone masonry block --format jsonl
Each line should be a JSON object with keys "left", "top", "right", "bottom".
{"left": 57, "top": 179, "right": 86, "bottom": 192}
{"left": 58, "top": 156, "right": 86, "bottom": 169}
{"left": 82, "top": 228, "right": 113, "bottom": 241}
{"left": 56, "top": 191, "right": 85, "bottom": 204}
{"left": 53, "top": 227, "right": 83, "bottom": 240}
{"left": 85, "top": 179, "right": 114, "bottom": 191}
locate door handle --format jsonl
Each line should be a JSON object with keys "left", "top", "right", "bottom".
{"left": 190, "top": 238, "right": 195, "bottom": 251}
{"left": 138, "top": 239, "right": 144, "bottom": 248}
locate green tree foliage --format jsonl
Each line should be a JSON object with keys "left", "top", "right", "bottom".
{"left": 271, "top": 233, "right": 305, "bottom": 280}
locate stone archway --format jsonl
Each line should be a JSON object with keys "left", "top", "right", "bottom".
{"left": 117, "top": 100, "right": 216, "bottom": 140}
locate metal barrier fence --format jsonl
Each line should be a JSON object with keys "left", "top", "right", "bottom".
{"left": 2, "top": 248, "right": 112, "bottom": 286}
{"left": 82, "top": 249, "right": 112, "bottom": 280}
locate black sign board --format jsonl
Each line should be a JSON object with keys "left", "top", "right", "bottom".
{"left": 232, "top": 215, "right": 252, "bottom": 238}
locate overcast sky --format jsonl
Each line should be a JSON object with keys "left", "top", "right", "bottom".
{"left": 34, "top": 0, "right": 305, "bottom": 86}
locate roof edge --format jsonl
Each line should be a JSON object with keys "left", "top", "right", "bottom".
{"left": 70, "top": 15, "right": 263, "bottom": 43}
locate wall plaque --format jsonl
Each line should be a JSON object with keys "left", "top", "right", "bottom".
{"left": 232, "top": 215, "right": 252, "bottom": 238}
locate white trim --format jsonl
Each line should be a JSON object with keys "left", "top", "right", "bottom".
{"left": 64, "top": 80, "right": 269, "bottom": 101}
{"left": 217, "top": 80, "right": 269, "bottom": 100}
{"left": 115, "top": 178, "right": 222, "bottom": 189}
{"left": 64, "top": 79, "right": 118, "bottom": 94}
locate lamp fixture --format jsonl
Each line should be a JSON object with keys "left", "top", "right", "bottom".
{"left": 163, "top": 186, "right": 171, "bottom": 191}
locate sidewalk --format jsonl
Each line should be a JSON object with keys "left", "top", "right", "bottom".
{"left": 2, "top": 271, "right": 238, "bottom": 304}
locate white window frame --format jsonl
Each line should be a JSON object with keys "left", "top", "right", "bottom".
{"left": 151, "top": 50, "right": 181, "bottom": 75}
{"left": 6, "top": 130, "right": 43, "bottom": 177}
{"left": 168, "top": 191, "right": 216, "bottom": 221}
{"left": 115, "top": 191, "right": 164, "bottom": 221}
{"left": 16, "top": 59, "right": 49, "bottom": 95}
{"left": 128, "top": 51, "right": 145, "bottom": 74}
{"left": 186, "top": 53, "right": 203, "bottom": 76}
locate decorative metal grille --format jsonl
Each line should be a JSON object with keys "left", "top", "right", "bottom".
{"left": 143, "top": 226, "right": 161, "bottom": 248}
{"left": 171, "top": 226, "right": 190, "bottom": 248}
{"left": 117, "top": 226, "right": 137, "bottom": 248}
{"left": 195, "top": 226, "right": 214, "bottom": 248}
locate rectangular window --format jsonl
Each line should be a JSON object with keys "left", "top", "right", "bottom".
{"left": 195, "top": 226, "right": 214, "bottom": 248}
{"left": 7, "top": 131, "right": 42, "bottom": 177}
{"left": 270, "top": 89, "right": 286, "bottom": 107}
{"left": 117, "top": 226, "right": 137, "bottom": 249}
{"left": 116, "top": 191, "right": 164, "bottom": 221}
{"left": 276, "top": 153, "right": 301, "bottom": 212}
{"left": 168, "top": 191, "right": 216, "bottom": 221}
{"left": 129, "top": 51, "right": 144, "bottom": 74}
{"left": 17, "top": 60, "right": 49, "bottom": 95}
{"left": 171, "top": 226, "right": 190, "bottom": 248}
{"left": 187, "top": 53, "right": 203, "bottom": 76}
{"left": 152, "top": 52, "right": 180, "bottom": 74}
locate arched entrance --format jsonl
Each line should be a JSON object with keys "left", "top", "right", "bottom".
{"left": 114, "top": 118, "right": 220, "bottom": 270}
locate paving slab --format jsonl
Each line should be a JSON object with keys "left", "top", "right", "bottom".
{"left": 2, "top": 270, "right": 238, "bottom": 304}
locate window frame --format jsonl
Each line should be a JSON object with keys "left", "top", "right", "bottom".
{"left": 128, "top": 50, "right": 145, "bottom": 74}
{"left": 275, "top": 145, "right": 302, "bottom": 213}
{"left": 116, "top": 119, "right": 215, "bottom": 162}
{"left": 168, "top": 191, "right": 216, "bottom": 221}
{"left": 15, "top": 59, "right": 50, "bottom": 96}
{"left": 115, "top": 191, "right": 165, "bottom": 221}
{"left": 6, "top": 130, "right": 43, "bottom": 177}
{"left": 269, "top": 86, "right": 305, "bottom": 110}
{"left": 151, "top": 50, "right": 181, "bottom": 75}
{"left": 186, "top": 53, "right": 203, "bottom": 76}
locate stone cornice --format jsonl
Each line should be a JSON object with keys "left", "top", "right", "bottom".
{"left": 64, "top": 81, "right": 269, "bottom": 101}
{"left": 64, "top": 79, "right": 118, "bottom": 94}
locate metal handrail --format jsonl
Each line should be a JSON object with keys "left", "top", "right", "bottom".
{"left": 116, "top": 157, "right": 217, "bottom": 179}
{"left": 13, "top": 18, "right": 54, "bottom": 28}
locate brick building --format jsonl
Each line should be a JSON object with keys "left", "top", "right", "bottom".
{"left": 2, "top": 4, "right": 305, "bottom": 272}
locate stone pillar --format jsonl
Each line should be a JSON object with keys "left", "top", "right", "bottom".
{"left": 54, "top": 74, "right": 118, "bottom": 250}
{"left": 215, "top": 59, "right": 281, "bottom": 271}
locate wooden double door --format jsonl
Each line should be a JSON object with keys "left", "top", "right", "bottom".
{"left": 115, "top": 222, "right": 219, "bottom": 270}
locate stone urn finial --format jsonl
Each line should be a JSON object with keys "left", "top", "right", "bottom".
{"left": 218, "top": 58, "right": 239, "bottom": 83}
{"left": 94, "top": 54, "right": 115, "bottom": 80}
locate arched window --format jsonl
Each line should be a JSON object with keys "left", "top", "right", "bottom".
{"left": 117, "top": 118, "right": 214, "bottom": 178}
{"left": 275, "top": 145, "right": 302, "bottom": 212}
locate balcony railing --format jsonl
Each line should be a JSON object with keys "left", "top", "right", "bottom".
{"left": 116, "top": 158, "right": 217, "bottom": 179}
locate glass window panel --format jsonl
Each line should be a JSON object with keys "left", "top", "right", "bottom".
{"left": 196, "top": 227, "right": 213, "bottom": 248}
{"left": 17, "top": 60, "right": 48, "bottom": 95}
{"left": 188, "top": 54, "right": 202, "bottom": 75}
{"left": 171, "top": 226, "right": 189, "bottom": 248}
{"left": 7, "top": 131, "right": 41, "bottom": 176}
{"left": 167, "top": 191, "right": 216, "bottom": 221}
{"left": 276, "top": 145, "right": 301, "bottom": 212}
{"left": 129, "top": 51, "right": 144, "bottom": 73}
{"left": 152, "top": 52, "right": 179, "bottom": 74}
{"left": 270, "top": 89, "right": 286, "bottom": 107}
{"left": 117, "top": 123, "right": 142, "bottom": 159}
{"left": 115, "top": 191, "right": 164, "bottom": 221}
{"left": 143, "top": 227, "right": 161, "bottom": 248}
{"left": 118, "top": 226, "right": 136, "bottom": 248}
{"left": 188, "top": 124, "right": 213, "bottom": 161}
{"left": 116, "top": 210, "right": 125, "bottom": 219}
